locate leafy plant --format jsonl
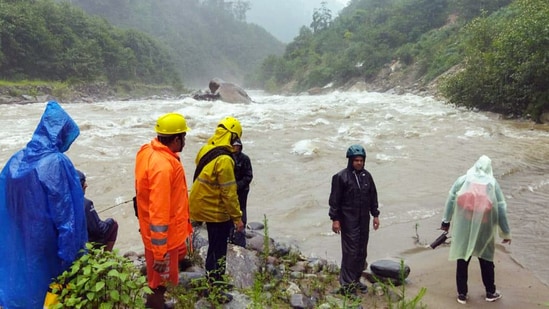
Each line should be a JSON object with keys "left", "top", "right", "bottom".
{"left": 51, "top": 243, "right": 152, "bottom": 309}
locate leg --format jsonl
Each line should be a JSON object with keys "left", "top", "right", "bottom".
{"left": 104, "top": 220, "right": 118, "bottom": 252}
{"left": 205, "top": 220, "right": 233, "bottom": 285}
{"left": 146, "top": 286, "right": 166, "bottom": 309}
{"left": 478, "top": 257, "right": 496, "bottom": 294}
{"left": 456, "top": 258, "right": 471, "bottom": 296}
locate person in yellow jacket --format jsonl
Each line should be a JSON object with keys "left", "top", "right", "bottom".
{"left": 135, "top": 113, "right": 192, "bottom": 309}
{"left": 190, "top": 116, "right": 244, "bottom": 304}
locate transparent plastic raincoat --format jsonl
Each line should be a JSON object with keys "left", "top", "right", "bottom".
{"left": 0, "top": 101, "right": 87, "bottom": 309}
{"left": 442, "top": 155, "right": 511, "bottom": 262}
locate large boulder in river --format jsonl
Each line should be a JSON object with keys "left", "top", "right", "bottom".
{"left": 209, "top": 78, "right": 252, "bottom": 104}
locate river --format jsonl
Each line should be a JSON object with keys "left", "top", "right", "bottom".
{"left": 1, "top": 90, "right": 548, "bottom": 286}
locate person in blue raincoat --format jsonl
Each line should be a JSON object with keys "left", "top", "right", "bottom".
{"left": 0, "top": 101, "right": 88, "bottom": 309}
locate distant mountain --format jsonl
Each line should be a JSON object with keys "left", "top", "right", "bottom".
{"left": 69, "top": 0, "right": 286, "bottom": 88}
{"left": 247, "top": 0, "right": 346, "bottom": 42}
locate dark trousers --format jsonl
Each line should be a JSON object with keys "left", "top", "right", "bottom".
{"left": 340, "top": 217, "right": 370, "bottom": 288}
{"left": 205, "top": 220, "right": 233, "bottom": 284}
{"left": 456, "top": 257, "right": 496, "bottom": 295}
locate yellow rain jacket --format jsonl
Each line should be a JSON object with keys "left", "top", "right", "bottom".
{"left": 190, "top": 127, "right": 242, "bottom": 224}
{"left": 135, "top": 138, "right": 192, "bottom": 261}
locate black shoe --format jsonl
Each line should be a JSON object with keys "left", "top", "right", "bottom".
{"left": 457, "top": 294, "right": 467, "bottom": 305}
{"left": 485, "top": 291, "right": 502, "bottom": 302}
{"left": 357, "top": 282, "right": 368, "bottom": 293}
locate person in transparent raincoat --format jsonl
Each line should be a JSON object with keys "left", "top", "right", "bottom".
{"left": 440, "top": 155, "right": 511, "bottom": 304}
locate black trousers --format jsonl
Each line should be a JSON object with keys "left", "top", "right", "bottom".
{"left": 205, "top": 220, "right": 233, "bottom": 284}
{"left": 456, "top": 257, "right": 496, "bottom": 295}
{"left": 339, "top": 216, "right": 370, "bottom": 288}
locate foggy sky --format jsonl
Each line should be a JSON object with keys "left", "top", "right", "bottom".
{"left": 247, "top": 0, "right": 346, "bottom": 43}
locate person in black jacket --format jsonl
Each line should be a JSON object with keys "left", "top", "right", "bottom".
{"left": 329, "top": 144, "right": 380, "bottom": 296}
{"left": 77, "top": 170, "right": 119, "bottom": 252}
{"left": 230, "top": 138, "right": 253, "bottom": 247}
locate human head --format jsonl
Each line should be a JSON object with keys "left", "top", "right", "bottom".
{"left": 76, "top": 169, "right": 87, "bottom": 192}
{"left": 218, "top": 116, "right": 242, "bottom": 145}
{"left": 155, "top": 113, "right": 189, "bottom": 152}
{"left": 232, "top": 138, "right": 242, "bottom": 152}
{"left": 346, "top": 144, "right": 366, "bottom": 171}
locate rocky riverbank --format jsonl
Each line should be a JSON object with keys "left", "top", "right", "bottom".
{"left": 0, "top": 82, "right": 182, "bottom": 105}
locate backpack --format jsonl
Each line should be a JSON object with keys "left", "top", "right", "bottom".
{"left": 193, "top": 146, "right": 233, "bottom": 182}
{"left": 456, "top": 182, "right": 493, "bottom": 213}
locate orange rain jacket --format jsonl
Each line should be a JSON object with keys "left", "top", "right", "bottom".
{"left": 190, "top": 126, "right": 242, "bottom": 224}
{"left": 135, "top": 138, "right": 192, "bottom": 261}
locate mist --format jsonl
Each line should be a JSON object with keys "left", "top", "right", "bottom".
{"left": 246, "top": 0, "right": 346, "bottom": 42}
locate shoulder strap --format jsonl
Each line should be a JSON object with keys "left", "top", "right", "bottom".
{"left": 193, "top": 146, "right": 233, "bottom": 182}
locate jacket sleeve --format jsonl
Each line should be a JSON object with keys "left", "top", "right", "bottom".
{"left": 85, "top": 198, "right": 111, "bottom": 242}
{"left": 494, "top": 181, "right": 511, "bottom": 239}
{"left": 148, "top": 162, "right": 172, "bottom": 260}
{"left": 328, "top": 173, "right": 342, "bottom": 221}
{"left": 236, "top": 154, "right": 253, "bottom": 190}
{"left": 217, "top": 155, "right": 242, "bottom": 223}
{"left": 442, "top": 176, "right": 465, "bottom": 223}
{"left": 47, "top": 158, "right": 87, "bottom": 263}
{"left": 368, "top": 175, "right": 380, "bottom": 217}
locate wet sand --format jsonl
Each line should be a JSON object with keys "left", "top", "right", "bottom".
{"left": 360, "top": 216, "right": 549, "bottom": 308}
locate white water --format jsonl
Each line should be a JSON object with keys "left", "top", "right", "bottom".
{"left": 1, "top": 90, "right": 549, "bottom": 285}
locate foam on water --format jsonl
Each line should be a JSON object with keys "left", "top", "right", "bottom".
{"left": 1, "top": 91, "right": 549, "bottom": 284}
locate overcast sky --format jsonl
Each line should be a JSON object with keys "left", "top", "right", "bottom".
{"left": 247, "top": 0, "right": 347, "bottom": 43}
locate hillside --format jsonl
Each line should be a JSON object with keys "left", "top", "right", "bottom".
{"left": 68, "top": 0, "right": 286, "bottom": 88}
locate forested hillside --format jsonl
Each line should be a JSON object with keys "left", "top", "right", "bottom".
{"left": 0, "top": 0, "right": 181, "bottom": 87}
{"left": 68, "top": 0, "right": 285, "bottom": 87}
{"left": 254, "top": 0, "right": 549, "bottom": 122}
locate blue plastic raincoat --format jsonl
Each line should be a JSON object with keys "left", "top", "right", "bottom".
{"left": 0, "top": 101, "right": 87, "bottom": 309}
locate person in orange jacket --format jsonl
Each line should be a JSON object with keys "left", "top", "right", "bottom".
{"left": 135, "top": 113, "right": 192, "bottom": 309}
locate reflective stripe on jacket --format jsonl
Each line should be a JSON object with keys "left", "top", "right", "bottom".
{"left": 190, "top": 127, "right": 242, "bottom": 224}
{"left": 135, "top": 138, "right": 192, "bottom": 261}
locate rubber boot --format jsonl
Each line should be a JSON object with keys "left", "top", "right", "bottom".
{"left": 146, "top": 286, "right": 166, "bottom": 309}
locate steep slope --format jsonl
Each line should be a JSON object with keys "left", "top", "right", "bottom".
{"left": 70, "top": 0, "right": 285, "bottom": 87}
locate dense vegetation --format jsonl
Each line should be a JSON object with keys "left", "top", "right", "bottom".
{"left": 440, "top": 0, "right": 549, "bottom": 121}
{"left": 253, "top": 0, "right": 549, "bottom": 122}
{"left": 0, "top": 0, "right": 181, "bottom": 88}
{"left": 68, "top": 0, "right": 285, "bottom": 87}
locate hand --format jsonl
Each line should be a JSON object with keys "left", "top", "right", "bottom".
{"left": 332, "top": 220, "right": 341, "bottom": 234}
{"left": 152, "top": 259, "right": 168, "bottom": 273}
{"left": 235, "top": 220, "right": 244, "bottom": 233}
{"left": 502, "top": 239, "right": 511, "bottom": 245}
{"left": 372, "top": 217, "right": 380, "bottom": 230}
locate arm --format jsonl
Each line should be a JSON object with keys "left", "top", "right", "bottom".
{"left": 148, "top": 163, "right": 172, "bottom": 263}
{"left": 441, "top": 176, "right": 464, "bottom": 229}
{"left": 494, "top": 182, "right": 511, "bottom": 243}
{"left": 236, "top": 154, "right": 253, "bottom": 190}
{"left": 329, "top": 173, "right": 342, "bottom": 233}
{"left": 367, "top": 173, "right": 380, "bottom": 230}
{"left": 47, "top": 159, "right": 87, "bottom": 264}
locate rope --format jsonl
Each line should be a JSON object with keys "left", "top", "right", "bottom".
{"left": 97, "top": 198, "right": 133, "bottom": 214}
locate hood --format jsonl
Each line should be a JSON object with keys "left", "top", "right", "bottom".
{"left": 465, "top": 155, "right": 495, "bottom": 185}
{"left": 26, "top": 101, "right": 80, "bottom": 157}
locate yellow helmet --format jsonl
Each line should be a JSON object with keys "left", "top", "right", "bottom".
{"left": 218, "top": 116, "right": 242, "bottom": 138}
{"left": 155, "top": 113, "right": 189, "bottom": 135}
